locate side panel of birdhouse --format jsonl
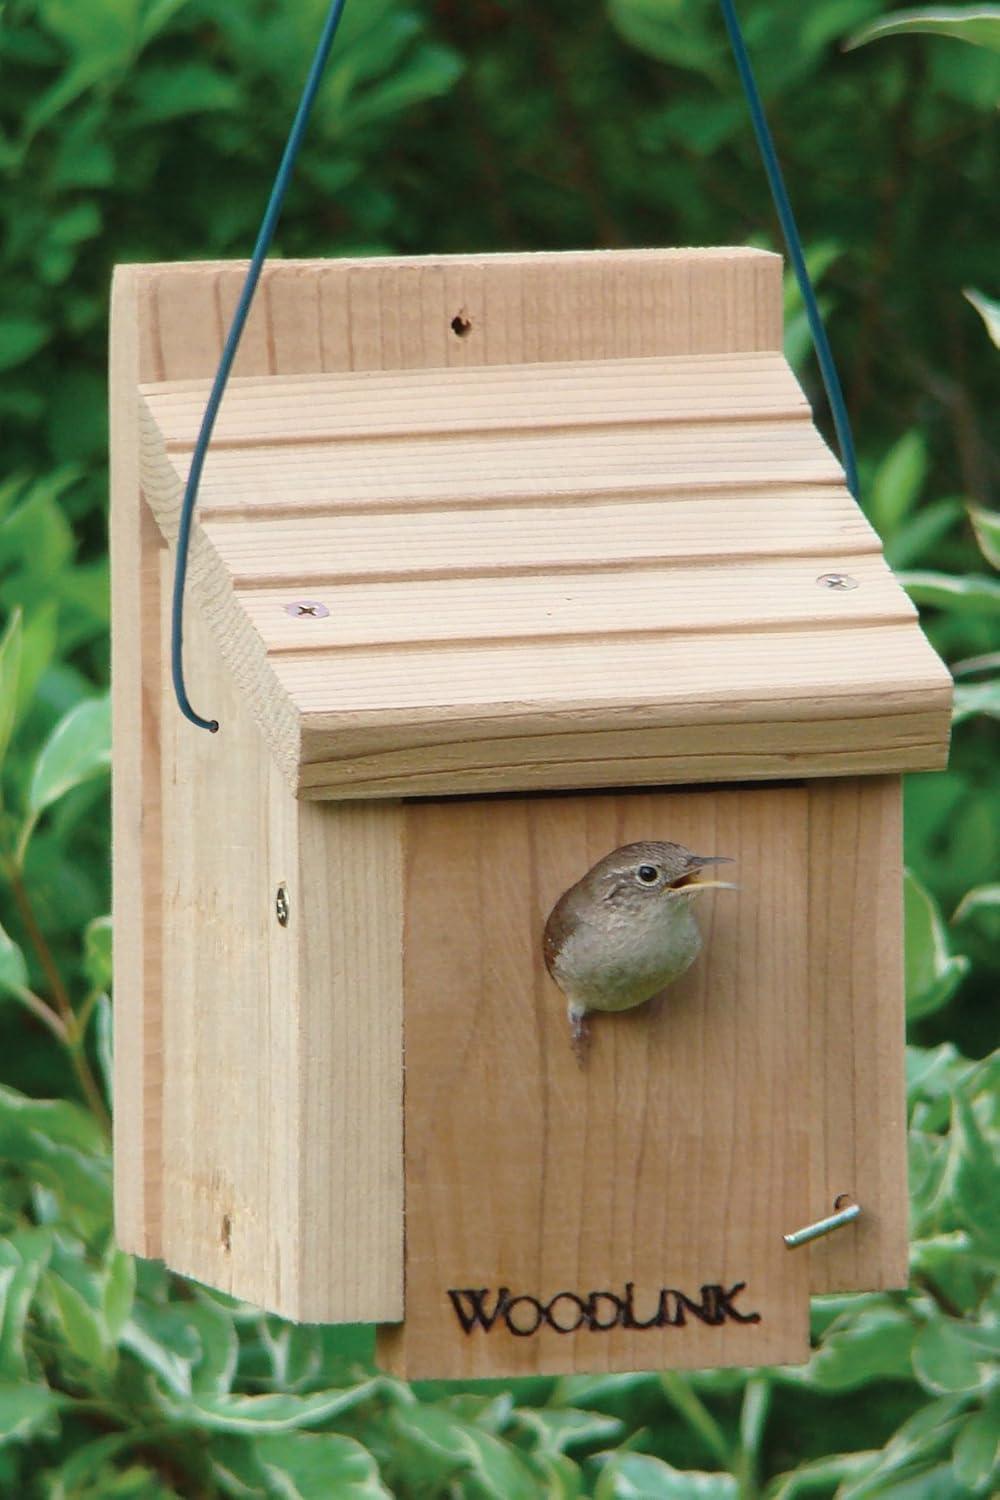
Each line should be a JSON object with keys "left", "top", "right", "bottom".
{"left": 111, "top": 269, "right": 403, "bottom": 1323}
{"left": 806, "top": 775, "right": 908, "bottom": 1293}
{"left": 153, "top": 584, "right": 404, "bottom": 1322}
{"left": 378, "top": 788, "right": 813, "bottom": 1378}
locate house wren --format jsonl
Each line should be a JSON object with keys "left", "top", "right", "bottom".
{"left": 543, "top": 840, "right": 736, "bottom": 1058}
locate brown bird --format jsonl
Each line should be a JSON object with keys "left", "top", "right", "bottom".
{"left": 543, "top": 840, "right": 736, "bottom": 1060}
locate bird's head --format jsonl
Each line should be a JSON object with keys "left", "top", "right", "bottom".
{"left": 585, "top": 840, "right": 736, "bottom": 915}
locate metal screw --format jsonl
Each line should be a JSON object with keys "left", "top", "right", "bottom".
{"left": 285, "top": 600, "right": 329, "bottom": 618}
{"left": 817, "top": 572, "right": 859, "bottom": 591}
{"left": 275, "top": 885, "right": 290, "bottom": 927}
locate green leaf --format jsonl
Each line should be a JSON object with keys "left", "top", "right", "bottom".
{"left": 0, "top": 608, "right": 22, "bottom": 774}
{"left": 907, "top": 1042, "right": 967, "bottom": 1110}
{"left": 912, "top": 1316, "right": 992, "bottom": 1394}
{"left": 0, "top": 318, "right": 50, "bottom": 372}
{"left": 805, "top": 1304, "right": 916, "bottom": 1390}
{"left": 0, "top": 1229, "right": 53, "bottom": 1379}
{"left": 904, "top": 870, "right": 970, "bottom": 1019}
{"left": 256, "top": 1432, "right": 392, "bottom": 1499}
{"left": 49, "top": 1432, "right": 136, "bottom": 1492}
{"left": 102, "top": 1247, "right": 136, "bottom": 1343}
{"left": 884, "top": 498, "right": 962, "bottom": 571}
{"left": 335, "top": 44, "right": 463, "bottom": 132}
{"left": 174, "top": 1382, "right": 379, "bottom": 1433}
{"left": 964, "top": 287, "right": 1000, "bottom": 348}
{"left": 608, "top": 0, "right": 723, "bottom": 78}
{"left": 0, "top": 1088, "right": 110, "bottom": 1236}
{"left": 766, "top": 1451, "right": 881, "bottom": 1500}
{"left": 187, "top": 1296, "right": 239, "bottom": 1395}
{"left": 0, "top": 1085, "right": 106, "bottom": 1156}
{"left": 83, "top": 914, "right": 112, "bottom": 993}
{"left": 953, "top": 882, "right": 1000, "bottom": 924}
{"left": 390, "top": 1403, "right": 539, "bottom": 1500}
{"left": 511, "top": 1406, "right": 625, "bottom": 1456}
{"left": 0, "top": 922, "right": 29, "bottom": 1000}
{"left": 22, "top": 693, "right": 111, "bottom": 857}
{"left": 14, "top": 603, "right": 58, "bottom": 723}
{"left": 130, "top": 61, "right": 242, "bottom": 123}
{"left": 952, "top": 679, "right": 1000, "bottom": 724}
{"left": 595, "top": 1453, "right": 738, "bottom": 1499}
{"left": 93, "top": 993, "right": 113, "bottom": 1105}
{"left": 967, "top": 501, "right": 1000, "bottom": 568}
{"left": 26, "top": 0, "right": 153, "bottom": 139}
{"left": 836, "top": 1394, "right": 969, "bottom": 1498}
{"left": 45, "top": 1267, "right": 111, "bottom": 1370}
{"left": 868, "top": 431, "right": 928, "bottom": 540}
{"left": 910, "top": 1131, "right": 950, "bottom": 1232}
{"left": 950, "top": 1085, "right": 999, "bottom": 1242}
{"left": 846, "top": 7, "right": 1000, "bottom": 54}
{"left": 953, "top": 1405, "right": 1000, "bottom": 1488}
{"left": 0, "top": 1382, "right": 59, "bottom": 1446}
{"left": 120, "top": 1312, "right": 194, "bottom": 1399}
{"left": 910, "top": 1232, "right": 984, "bottom": 1312}
{"left": 49, "top": 201, "right": 102, "bottom": 248}
{"left": 138, "top": 0, "right": 193, "bottom": 47}
{"left": 900, "top": 570, "right": 1000, "bottom": 615}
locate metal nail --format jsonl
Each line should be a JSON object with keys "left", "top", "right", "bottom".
{"left": 817, "top": 572, "right": 859, "bottom": 591}
{"left": 784, "top": 1200, "right": 860, "bottom": 1248}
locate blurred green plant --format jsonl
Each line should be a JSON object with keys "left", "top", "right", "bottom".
{"left": 0, "top": 0, "right": 997, "bottom": 1494}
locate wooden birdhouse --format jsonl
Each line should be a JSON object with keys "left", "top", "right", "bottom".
{"left": 111, "top": 248, "right": 952, "bottom": 1378}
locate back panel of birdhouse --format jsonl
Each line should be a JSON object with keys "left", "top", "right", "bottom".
{"left": 111, "top": 249, "right": 946, "bottom": 1375}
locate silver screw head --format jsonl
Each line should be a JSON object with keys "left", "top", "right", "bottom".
{"left": 285, "top": 600, "right": 329, "bottom": 618}
{"left": 275, "top": 885, "right": 290, "bottom": 927}
{"left": 817, "top": 572, "right": 859, "bottom": 591}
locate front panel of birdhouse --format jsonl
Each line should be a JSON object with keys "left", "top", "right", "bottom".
{"left": 111, "top": 250, "right": 951, "bottom": 1378}
{"left": 379, "top": 787, "right": 815, "bottom": 1377}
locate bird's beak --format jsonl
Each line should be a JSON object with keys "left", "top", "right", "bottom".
{"left": 673, "top": 855, "right": 738, "bottom": 893}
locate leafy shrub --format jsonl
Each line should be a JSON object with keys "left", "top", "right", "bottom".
{"left": 0, "top": 0, "right": 997, "bottom": 1494}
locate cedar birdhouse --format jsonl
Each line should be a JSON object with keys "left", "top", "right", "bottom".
{"left": 111, "top": 249, "right": 952, "bottom": 1378}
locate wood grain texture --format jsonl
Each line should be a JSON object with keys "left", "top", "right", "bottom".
{"left": 378, "top": 787, "right": 811, "bottom": 1377}
{"left": 279, "top": 626, "right": 950, "bottom": 798}
{"left": 157, "top": 565, "right": 403, "bottom": 1322}
{"left": 110, "top": 268, "right": 165, "bottom": 1257}
{"left": 111, "top": 257, "right": 409, "bottom": 1319}
{"left": 200, "top": 490, "right": 881, "bottom": 585}
{"left": 146, "top": 351, "right": 810, "bottom": 445}
{"left": 128, "top": 250, "right": 951, "bottom": 797}
{"left": 805, "top": 777, "right": 908, "bottom": 1292}
{"left": 238, "top": 554, "right": 914, "bottom": 654}
{"left": 150, "top": 427, "right": 843, "bottom": 517}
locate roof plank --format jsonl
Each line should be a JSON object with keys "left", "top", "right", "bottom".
{"left": 203, "top": 491, "right": 881, "bottom": 585}
{"left": 136, "top": 339, "right": 951, "bottom": 796}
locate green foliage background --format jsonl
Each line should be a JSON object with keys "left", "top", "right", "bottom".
{"left": 0, "top": 1, "right": 998, "bottom": 1494}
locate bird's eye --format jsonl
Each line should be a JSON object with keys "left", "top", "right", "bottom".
{"left": 637, "top": 865, "right": 659, "bottom": 885}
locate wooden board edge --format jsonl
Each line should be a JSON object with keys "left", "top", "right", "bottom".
{"left": 137, "top": 397, "right": 303, "bottom": 792}
{"left": 110, "top": 266, "right": 165, "bottom": 1257}
{"left": 806, "top": 776, "right": 910, "bottom": 1293}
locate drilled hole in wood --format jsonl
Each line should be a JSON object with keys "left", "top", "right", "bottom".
{"left": 221, "top": 1213, "right": 232, "bottom": 1252}
{"left": 451, "top": 312, "right": 472, "bottom": 338}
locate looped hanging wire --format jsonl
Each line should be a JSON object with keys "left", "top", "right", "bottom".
{"left": 170, "top": 0, "right": 350, "bottom": 732}
{"left": 169, "top": 0, "right": 861, "bottom": 730}
{"left": 718, "top": 0, "right": 860, "bottom": 500}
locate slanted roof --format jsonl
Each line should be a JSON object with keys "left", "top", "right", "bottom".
{"left": 135, "top": 254, "right": 951, "bottom": 798}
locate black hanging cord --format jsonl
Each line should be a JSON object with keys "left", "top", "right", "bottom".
{"left": 170, "top": 0, "right": 350, "bottom": 732}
